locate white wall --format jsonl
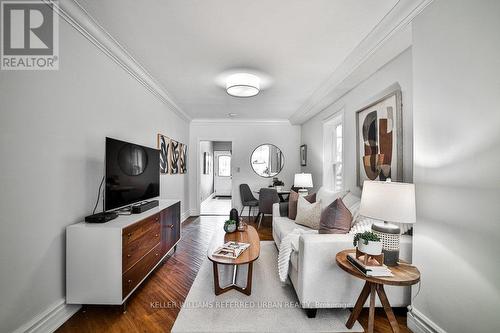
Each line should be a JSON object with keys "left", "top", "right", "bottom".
{"left": 301, "top": 48, "right": 413, "bottom": 196}
{"left": 410, "top": 1, "right": 500, "bottom": 332}
{"left": 199, "top": 141, "right": 214, "bottom": 202}
{"left": 189, "top": 121, "right": 301, "bottom": 214}
{"left": 0, "top": 18, "right": 189, "bottom": 332}
{"left": 213, "top": 141, "right": 232, "bottom": 152}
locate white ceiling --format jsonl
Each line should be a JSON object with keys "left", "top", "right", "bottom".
{"left": 79, "top": 0, "right": 398, "bottom": 120}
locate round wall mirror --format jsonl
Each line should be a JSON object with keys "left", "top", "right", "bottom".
{"left": 250, "top": 144, "right": 284, "bottom": 178}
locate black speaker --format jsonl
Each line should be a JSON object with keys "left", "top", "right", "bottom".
{"left": 85, "top": 211, "right": 118, "bottom": 223}
{"left": 131, "top": 200, "right": 159, "bottom": 214}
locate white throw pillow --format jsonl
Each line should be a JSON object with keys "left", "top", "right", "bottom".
{"left": 295, "top": 196, "right": 321, "bottom": 230}
{"left": 317, "top": 187, "right": 346, "bottom": 212}
{"left": 341, "top": 191, "right": 361, "bottom": 225}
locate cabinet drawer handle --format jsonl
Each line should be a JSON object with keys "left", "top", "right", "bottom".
{"left": 168, "top": 225, "right": 174, "bottom": 229}
{"left": 155, "top": 217, "right": 159, "bottom": 221}
{"left": 155, "top": 234, "right": 159, "bottom": 237}
{"left": 155, "top": 253, "right": 159, "bottom": 256}
{"left": 127, "top": 233, "right": 132, "bottom": 238}
{"left": 127, "top": 254, "right": 131, "bottom": 258}
{"left": 127, "top": 279, "right": 132, "bottom": 284}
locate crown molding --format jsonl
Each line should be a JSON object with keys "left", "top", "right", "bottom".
{"left": 45, "top": 0, "right": 191, "bottom": 122}
{"left": 190, "top": 118, "right": 292, "bottom": 126}
{"left": 289, "top": 0, "right": 434, "bottom": 125}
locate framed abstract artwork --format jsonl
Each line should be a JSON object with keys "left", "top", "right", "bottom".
{"left": 157, "top": 134, "right": 188, "bottom": 175}
{"left": 157, "top": 134, "right": 170, "bottom": 174}
{"left": 300, "top": 144, "right": 307, "bottom": 166}
{"left": 203, "top": 152, "right": 211, "bottom": 175}
{"left": 356, "top": 90, "right": 403, "bottom": 187}
{"left": 179, "top": 143, "right": 187, "bottom": 174}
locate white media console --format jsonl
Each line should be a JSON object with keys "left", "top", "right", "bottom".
{"left": 66, "top": 200, "right": 181, "bottom": 305}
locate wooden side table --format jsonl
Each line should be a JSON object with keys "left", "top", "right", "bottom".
{"left": 335, "top": 249, "right": 420, "bottom": 333}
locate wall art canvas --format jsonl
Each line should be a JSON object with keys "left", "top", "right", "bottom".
{"left": 203, "top": 152, "right": 211, "bottom": 175}
{"left": 356, "top": 90, "right": 403, "bottom": 187}
{"left": 300, "top": 144, "right": 307, "bottom": 166}
{"left": 157, "top": 134, "right": 170, "bottom": 174}
{"left": 158, "top": 134, "right": 187, "bottom": 175}
{"left": 169, "top": 139, "right": 180, "bottom": 174}
{"left": 178, "top": 143, "right": 187, "bottom": 174}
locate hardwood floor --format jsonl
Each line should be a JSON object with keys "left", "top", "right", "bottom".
{"left": 58, "top": 215, "right": 411, "bottom": 333}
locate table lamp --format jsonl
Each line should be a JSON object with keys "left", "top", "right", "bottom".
{"left": 294, "top": 173, "right": 313, "bottom": 196}
{"left": 359, "top": 180, "right": 416, "bottom": 266}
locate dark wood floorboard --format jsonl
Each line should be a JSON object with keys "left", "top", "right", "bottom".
{"left": 58, "top": 215, "right": 411, "bottom": 333}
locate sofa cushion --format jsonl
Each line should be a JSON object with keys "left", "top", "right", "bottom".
{"left": 288, "top": 191, "right": 316, "bottom": 220}
{"left": 319, "top": 198, "right": 352, "bottom": 234}
{"left": 274, "top": 215, "right": 313, "bottom": 242}
{"left": 342, "top": 191, "right": 361, "bottom": 224}
{"left": 295, "top": 196, "right": 321, "bottom": 230}
{"left": 317, "top": 187, "right": 345, "bottom": 212}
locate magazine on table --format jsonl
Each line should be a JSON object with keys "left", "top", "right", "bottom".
{"left": 212, "top": 241, "right": 250, "bottom": 259}
{"left": 347, "top": 253, "right": 393, "bottom": 277}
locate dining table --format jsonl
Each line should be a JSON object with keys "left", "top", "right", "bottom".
{"left": 254, "top": 188, "right": 291, "bottom": 202}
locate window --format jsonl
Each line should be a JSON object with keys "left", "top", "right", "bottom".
{"left": 217, "top": 155, "right": 231, "bottom": 177}
{"left": 323, "top": 113, "right": 343, "bottom": 191}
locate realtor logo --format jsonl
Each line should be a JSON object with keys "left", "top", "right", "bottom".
{"left": 1, "top": 0, "right": 59, "bottom": 70}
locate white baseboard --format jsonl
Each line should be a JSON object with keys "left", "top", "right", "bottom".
{"left": 181, "top": 209, "right": 191, "bottom": 223}
{"left": 407, "top": 307, "right": 446, "bottom": 333}
{"left": 13, "top": 299, "right": 80, "bottom": 333}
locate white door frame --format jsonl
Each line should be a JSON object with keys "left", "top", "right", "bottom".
{"left": 195, "top": 138, "right": 234, "bottom": 215}
{"left": 214, "top": 150, "right": 232, "bottom": 196}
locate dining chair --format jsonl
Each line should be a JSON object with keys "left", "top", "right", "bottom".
{"left": 256, "top": 188, "right": 280, "bottom": 229}
{"left": 239, "top": 184, "right": 259, "bottom": 221}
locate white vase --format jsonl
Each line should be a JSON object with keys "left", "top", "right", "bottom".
{"left": 357, "top": 240, "right": 383, "bottom": 255}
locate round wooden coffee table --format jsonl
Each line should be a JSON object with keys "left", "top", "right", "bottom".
{"left": 207, "top": 225, "right": 260, "bottom": 295}
{"left": 336, "top": 249, "right": 420, "bottom": 333}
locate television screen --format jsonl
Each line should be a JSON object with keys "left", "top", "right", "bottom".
{"left": 105, "top": 137, "right": 160, "bottom": 211}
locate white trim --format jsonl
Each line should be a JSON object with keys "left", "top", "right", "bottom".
{"left": 194, "top": 137, "right": 235, "bottom": 216}
{"left": 13, "top": 299, "right": 80, "bottom": 333}
{"left": 180, "top": 209, "right": 191, "bottom": 223}
{"left": 322, "top": 111, "right": 344, "bottom": 191}
{"left": 45, "top": 0, "right": 190, "bottom": 122}
{"left": 289, "top": 0, "right": 434, "bottom": 124}
{"left": 407, "top": 307, "right": 447, "bottom": 333}
{"left": 189, "top": 208, "right": 199, "bottom": 217}
{"left": 191, "top": 118, "right": 291, "bottom": 125}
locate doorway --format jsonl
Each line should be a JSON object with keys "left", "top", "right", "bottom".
{"left": 199, "top": 141, "right": 232, "bottom": 215}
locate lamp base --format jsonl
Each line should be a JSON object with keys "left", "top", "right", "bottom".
{"left": 382, "top": 249, "right": 399, "bottom": 266}
{"left": 297, "top": 188, "right": 308, "bottom": 196}
{"left": 372, "top": 222, "right": 400, "bottom": 267}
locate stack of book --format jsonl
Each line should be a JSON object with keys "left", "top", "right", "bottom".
{"left": 212, "top": 241, "right": 250, "bottom": 259}
{"left": 347, "top": 253, "right": 393, "bottom": 277}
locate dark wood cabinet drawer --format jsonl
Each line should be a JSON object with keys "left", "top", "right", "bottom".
{"left": 122, "top": 242, "right": 162, "bottom": 298}
{"left": 122, "top": 221, "right": 161, "bottom": 273}
{"left": 122, "top": 213, "right": 160, "bottom": 246}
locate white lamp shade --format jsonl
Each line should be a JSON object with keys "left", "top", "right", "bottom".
{"left": 294, "top": 173, "right": 313, "bottom": 188}
{"left": 359, "top": 181, "right": 416, "bottom": 224}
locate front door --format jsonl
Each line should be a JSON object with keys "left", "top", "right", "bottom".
{"left": 214, "top": 151, "right": 232, "bottom": 196}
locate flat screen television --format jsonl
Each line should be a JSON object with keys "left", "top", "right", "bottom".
{"left": 105, "top": 137, "right": 160, "bottom": 211}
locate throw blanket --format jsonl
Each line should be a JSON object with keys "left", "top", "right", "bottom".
{"left": 278, "top": 228, "right": 316, "bottom": 283}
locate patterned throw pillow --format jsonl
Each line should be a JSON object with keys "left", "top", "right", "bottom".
{"left": 288, "top": 191, "right": 317, "bottom": 220}
{"left": 319, "top": 198, "right": 352, "bottom": 234}
{"left": 294, "top": 196, "right": 322, "bottom": 230}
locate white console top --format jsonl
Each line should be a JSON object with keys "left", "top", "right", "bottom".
{"left": 69, "top": 199, "right": 180, "bottom": 230}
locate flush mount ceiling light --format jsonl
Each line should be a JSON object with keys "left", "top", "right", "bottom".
{"left": 226, "top": 73, "right": 260, "bottom": 97}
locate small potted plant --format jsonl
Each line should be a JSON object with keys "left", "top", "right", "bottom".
{"left": 223, "top": 219, "right": 237, "bottom": 233}
{"left": 353, "top": 231, "right": 382, "bottom": 255}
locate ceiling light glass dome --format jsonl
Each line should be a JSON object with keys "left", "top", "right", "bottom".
{"left": 226, "top": 73, "right": 260, "bottom": 97}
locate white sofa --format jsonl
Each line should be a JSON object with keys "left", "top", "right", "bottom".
{"left": 272, "top": 189, "right": 412, "bottom": 317}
